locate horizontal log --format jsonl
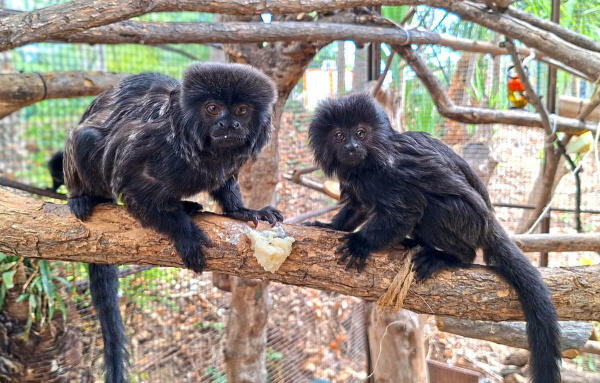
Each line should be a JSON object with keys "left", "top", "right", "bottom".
{"left": 436, "top": 316, "right": 593, "bottom": 351}
{"left": 513, "top": 233, "right": 600, "bottom": 253}
{"left": 0, "top": 189, "right": 598, "bottom": 321}
{"left": 0, "top": 0, "right": 510, "bottom": 52}
{"left": 0, "top": 71, "right": 128, "bottom": 118}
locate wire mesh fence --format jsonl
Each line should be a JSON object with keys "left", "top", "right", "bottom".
{"left": 1, "top": 1, "right": 599, "bottom": 382}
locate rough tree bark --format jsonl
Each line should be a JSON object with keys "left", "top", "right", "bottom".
{"left": 1, "top": 189, "right": 599, "bottom": 322}
{"left": 221, "top": 17, "right": 324, "bottom": 381}
{"left": 0, "top": 0, "right": 536, "bottom": 52}
{"left": 436, "top": 317, "right": 593, "bottom": 352}
{"left": 0, "top": 71, "right": 127, "bottom": 118}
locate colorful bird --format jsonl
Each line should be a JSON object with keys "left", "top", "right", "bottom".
{"left": 507, "top": 66, "right": 528, "bottom": 109}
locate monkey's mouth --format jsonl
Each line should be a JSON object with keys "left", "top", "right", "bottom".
{"left": 210, "top": 134, "right": 246, "bottom": 148}
{"left": 338, "top": 151, "right": 366, "bottom": 165}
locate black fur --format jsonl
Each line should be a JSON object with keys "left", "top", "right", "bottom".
{"left": 306, "top": 93, "right": 561, "bottom": 383}
{"left": 62, "top": 62, "right": 282, "bottom": 382}
{"left": 47, "top": 151, "right": 64, "bottom": 192}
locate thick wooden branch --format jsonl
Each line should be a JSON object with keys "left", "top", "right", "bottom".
{"left": 0, "top": 0, "right": 516, "bottom": 52}
{"left": 0, "top": 71, "right": 128, "bottom": 118}
{"left": 0, "top": 189, "right": 598, "bottom": 321}
{"left": 505, "top": 6, "right": 600, "bottom": 54}
{"left": 436, "top": 317, "right": 593, "bottom": 352}
{"left": 0, "top": 18, "right": 582, "bottom": 80}
{"left": 393, "top": 45, "right": 597, "bottom": 134}
{"left": 1, "top": 0, "right": 599, "bottom": 80}
{"left": 431, "top": 1, "right": 600, "bottom": 80}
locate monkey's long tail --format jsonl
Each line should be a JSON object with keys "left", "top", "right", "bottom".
{"left": 483, "top": 220, "right": 560, "bottom": 383}
{"left": 89, "top": 264, "right": 129, "bottom": 383}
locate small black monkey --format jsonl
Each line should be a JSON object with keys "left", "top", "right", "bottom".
{"left": 61, "top": 62, "right": 283, "bottom": 382}
{"left": 47, "top": 151, "right": 64, "bottom": 192}
{"left": 306, "top": 93, "right": 560, "bottom": 383}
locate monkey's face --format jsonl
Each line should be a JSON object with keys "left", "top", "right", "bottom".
{"left": 200, "top": 100, "right": 254, "bottom": 149}
{"left": 181, "top": 62, "right": 277, "bottom": 156}
{"left": 331, "top": 124, "right": 370, "bottom": 166}
{"left": 309, "top": 93, "right": 394, "bottom": 175}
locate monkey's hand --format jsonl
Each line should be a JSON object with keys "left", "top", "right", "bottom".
{"left": 302, "top": 221, "right": 334, "bottom": 229}
{"left": 181, "top": 200, "right": 204, "bottom": 215}
{"left": 226, "top": 206, "right": 284, "bottom": 226}
{"left": 174, "top": 229, "right": 211, "bottom": 273}
{"left": 336, "top": 233, "right": 370, "bottom": 272}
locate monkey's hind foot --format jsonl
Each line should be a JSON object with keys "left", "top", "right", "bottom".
{"left": 68, "top": 195, "right": 112, "bottom": 220}
{"left": 174, "top": 229, "right": 211, "bottom": 273}
{"left": 181, "top": 201, "right": 204, "bottom": 215}
{"left": 412, "top": 248, "right": 462, "bottom": 281}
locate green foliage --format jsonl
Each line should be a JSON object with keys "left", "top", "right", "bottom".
{"left": 574, "top": 354, "right": 597, "bottom": 372}
{"left": 0, "top": 253, "right": 69, "bottom": 340}
{"left": 204, "top": 366, "right": 227, "bottom": 383}
{"left": 120, "top": 267, "right": 182, "bottom": 312}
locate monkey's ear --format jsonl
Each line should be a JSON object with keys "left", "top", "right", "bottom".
{"left": 251, "top": 112, "right": 272, "bottom": 158}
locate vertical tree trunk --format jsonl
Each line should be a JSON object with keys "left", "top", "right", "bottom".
{"left": 353, "top": 45, "right": 369, "bottom": 92}
{"left": 223, "top": 278, "right": 270, "bottom": 383}
{"left": 222, "top": 17, "right": 323, "bottom": 381}
{"left": 337, "top": 41, "right": 345, "bottom": 95}
{"left": 366, "top": 306, "right": 428, "bottom": 383}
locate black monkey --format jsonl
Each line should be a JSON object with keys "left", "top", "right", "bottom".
{"left": 47, "top": 151, "right": 64, "bottom": 192}
{"left": 61, "top": 62, "right": 283, "bottom": 382}
{"left": 306, "top": 93, "right": 560, "bottom": 383}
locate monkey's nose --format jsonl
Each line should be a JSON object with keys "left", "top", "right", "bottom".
{"left": 217, "top": 121, "right": 226, "bottom": 128}
{"left": 232, "top": 121, "right": 241, "bottom": 130}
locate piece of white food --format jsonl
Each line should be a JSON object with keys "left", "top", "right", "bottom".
{"left": 247, "top": 227, "right": 295, "bottom": 273}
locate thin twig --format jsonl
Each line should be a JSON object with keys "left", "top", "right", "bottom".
{"left": 0, "top": 177, "right": 66, "bottom": 200}
{"left": 283, "top": 205, "right": 340, "bottom": 225}
{"left": 156, "top": 44, "right": 200, "bottom": 61}
{"left": 504, "top": 39, "right": 552, "bottom": 136}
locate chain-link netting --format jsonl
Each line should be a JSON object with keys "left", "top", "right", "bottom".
{"left": 1, "top": 2, "right": 599, "bottom": 382}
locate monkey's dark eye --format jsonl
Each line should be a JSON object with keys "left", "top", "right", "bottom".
{"left": 205, "top": 103, "right": 221, "bottom": 116}
{"left": 334, "top": 131, "right": 345, "bottom": 142}
{"left": 235, "top": 104, "right": 248, "bottom": 116}
{"left": 356, "top": 129, "right": 366, "bottom": 139}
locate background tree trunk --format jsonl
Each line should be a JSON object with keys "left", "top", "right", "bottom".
{"left": 337, "top": 40, "right": 346, "bottom": 95}
{"left": 366, "top": 306, "right": 428, "bottom": 383}
{"left": 222, "top": 16, "right": 323, "bottom": 381}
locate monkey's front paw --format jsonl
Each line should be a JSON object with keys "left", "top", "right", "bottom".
{"left": 336, "top": 234, "right": 370, "bottom": 272}
{"left": 181, "top": 200, "right": 204, "bottom": 215}
{"left": 302, "top": 221, "right": 334, "bottom": 229}
{"left": 174, "top": 231, "right": 211, "bottom": 273}
{"left": 227, "top": 206, "right": 284, "bottom": 226}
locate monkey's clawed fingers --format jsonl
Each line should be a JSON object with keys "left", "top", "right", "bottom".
{"left": 227, "top": 206, "right": 283, "bottom": 226}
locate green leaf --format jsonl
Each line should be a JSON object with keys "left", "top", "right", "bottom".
{"left": 39, "top": 261, "right": 54, "bottom": 308}
{"left": 16, "top": 293, "right": 29, "bottom": 302}
{"left": 0, "top": 285, "right": 7, "bottom": 312}
{"left": 2, "top": 270, "right": 16, "bottom": 289}
{"left": 0, "top": 262, "right": 17, "bottom": 272}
